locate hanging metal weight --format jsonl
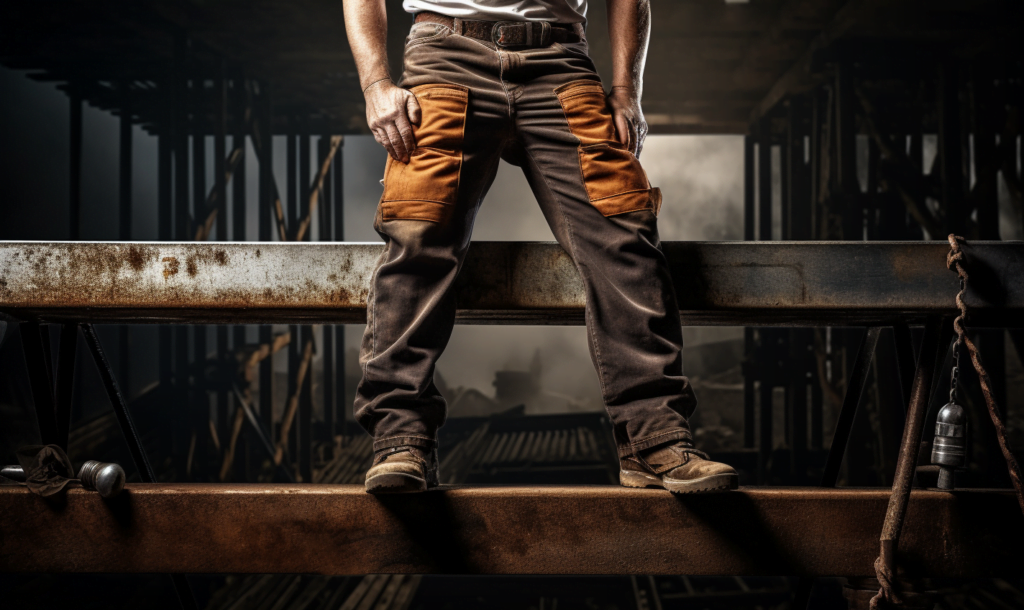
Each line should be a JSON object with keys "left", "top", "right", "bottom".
{"left": 931, "top": 332, "right": 968, "bottom": 490}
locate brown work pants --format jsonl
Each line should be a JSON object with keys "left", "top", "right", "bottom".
{"left": 355, "top": 20, "right": 697, "bottom": 458}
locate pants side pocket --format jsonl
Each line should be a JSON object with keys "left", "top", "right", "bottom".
{"left": 555, "top": 80, "right": 658, "bottom": 217}
{"left": 380, "top": 84, "right": 469, "bottom": 223}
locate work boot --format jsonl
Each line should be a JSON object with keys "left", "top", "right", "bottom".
{"left": 365, "top": 446, "right": 439, "bottom": 494}
{"left": 620, "top": 441, "right": 738, "bottom": 494}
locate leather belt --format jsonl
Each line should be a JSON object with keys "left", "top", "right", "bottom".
{"left": 414, "top": 11, "right": 583, "bottom": 48}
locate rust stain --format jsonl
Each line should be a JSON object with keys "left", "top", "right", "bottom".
{"left": 186, "top": 255, "right": 198, "bottom": 277}
{"left": 162, "top": 257, "right": 180, "bottom": 279}
{"left": 127, "top": 246, "right": 147, "bottom": 272}
{"left": 214, "top": 249, "right": 228, "bottom": 265}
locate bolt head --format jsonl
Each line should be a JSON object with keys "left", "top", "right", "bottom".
{"left": 93, "top": 463, "right": 126, "bottom": 498}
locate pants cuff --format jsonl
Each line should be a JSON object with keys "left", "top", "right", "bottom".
{"left": 616, "top": 429, "right": 692, "bottom": 458}
{"left": 373, "top": 435, "right": 437, "bottom": 453}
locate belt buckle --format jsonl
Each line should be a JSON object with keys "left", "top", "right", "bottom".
{"left": 492, "top": 21, "right": 552, "bottom": 48}
{"left": 491, "top": 21, "right": 519, "bottom": 48}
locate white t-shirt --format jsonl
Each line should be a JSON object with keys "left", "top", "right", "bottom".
{"left": 403, "top": 0, "right": 587, "bottom": 23}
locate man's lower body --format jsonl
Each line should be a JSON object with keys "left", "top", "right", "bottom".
{"left": 355, "top": 17, "right": 737, "bottom": 494}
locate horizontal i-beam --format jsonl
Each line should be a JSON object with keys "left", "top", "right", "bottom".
{"left": 0, "top": 241, "right": 1021, "bottom": 326}
{"left": 1, "top": 485, "right": 1021, "bottom": 576}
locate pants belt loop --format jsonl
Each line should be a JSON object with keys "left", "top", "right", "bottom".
{"left": 453, "top": 17, "right": 463, "bottom": 36}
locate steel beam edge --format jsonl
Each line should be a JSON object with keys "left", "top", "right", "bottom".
{"left": 1, "top": 241, "right": 1022, "bottom": 326}
{"left": 0, "top": 485, "right": 1021, "bottom": 577}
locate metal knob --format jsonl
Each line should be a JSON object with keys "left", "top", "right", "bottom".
{"left": 931, "top": 402, "right": 967, "bottom": 490}
{"left": 78, "top": 461, "right": 126, "bottom": 498}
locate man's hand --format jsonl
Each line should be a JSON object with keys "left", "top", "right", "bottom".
{"left": 366, "top": 80, "right": 422, "bottom": 163}
{"left": 608, "top": 86, "right": 648, "bottom": 158}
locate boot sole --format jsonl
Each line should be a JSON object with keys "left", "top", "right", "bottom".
{"left": 365, "top": 471, "right": 427, "bottom": 494}
{"left": 620, "top": 470, "right": 738, "bottom": 494}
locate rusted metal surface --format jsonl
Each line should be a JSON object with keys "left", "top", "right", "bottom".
{"left": 874, "top": 318, "right": 945, "bottom": 606}
{"left": 0, "top": 241, "right": 1021, "bottom": 326}
{"left": 0, "top": 485, "right": 1021, "bottom": 576}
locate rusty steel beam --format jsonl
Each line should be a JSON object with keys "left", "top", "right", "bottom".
{"left": 0, "top": 241, "right": 1021, "bottom": 326}
{"left": 1, "top": 485, "right": 1021, "bottom": 576}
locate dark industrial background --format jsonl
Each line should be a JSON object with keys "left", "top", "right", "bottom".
{"left": 1, "top": 0, "right": 1023, "bottom": 608}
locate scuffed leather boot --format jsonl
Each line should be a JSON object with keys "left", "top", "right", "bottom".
{"left": 365, "top": 446, "right": 440, "bottom": 494}
{"left": 620, "top": 441, "right": 738, "bottom": 494}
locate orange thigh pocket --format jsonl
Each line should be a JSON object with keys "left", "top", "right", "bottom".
{"left": 555, "top": 80, "right": 659, "bottom": 217}
{"left": 381, "top": 83, "right": 469, "bottom": 223}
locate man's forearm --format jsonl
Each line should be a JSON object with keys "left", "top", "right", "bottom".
{"left": 343, "top": 0, "right": 392, "bottom": 89}
{"left": 607, "top": 0, "right": 650, "bottom": 97}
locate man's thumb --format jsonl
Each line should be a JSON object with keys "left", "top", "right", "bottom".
{"left": 406, "top": 95, "right": 422, "bottom": 126}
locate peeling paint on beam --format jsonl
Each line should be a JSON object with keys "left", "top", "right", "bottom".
{"left": 0, "top": 241, "right": 1021, "bottom": 326}
{"left": 1, "top": 485, "right": 1022, "bottom": 576}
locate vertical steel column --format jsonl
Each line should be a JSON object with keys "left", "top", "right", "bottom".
{"left": 258, "top": 84, "right": 273, "bottom": 243}
{"left": 158, "top": 71, "right": 173, "bottom": 417}
{"left": 835, "top": 60, "right": 860, "bottom": 241}
{"left": 233, "top": 77, "right": 247, "bottom": 244}
{"left": 298, "top": 125, "right": 313, "bottom": 482}
{"left": 865, "top": 137, "right": 879, "bottom": 240}
{"left": 118, "top": 82, "right": 132, "bottom": 408}
{"left": 285, "top": 122, "right": 299, "bottom": 469}
{"left": 743, "top": 135, "right": 755, "bottom": 241}
{"left": 742, "top": 135, "right": 755, "bottom": 449}
{"left": 119, "top": 83, "right": 133, "bottom": 241}
{"left": 791, "top": 98, "right": 812, "bottom": 240}
{"left": 784, "top": 101, "right": 795, "bottom": 240}
{"left": 215, "top": 65, "right": 228, "bottom": 240}
{"left": 907, "top": 133, "right": 925, "bottom": 239}
{"left": 191, "top": 76, "right": 208, "bottom": 479}
{"left": 820, "top": 327, "right": 882, "bottom": 487}
{"left": 321, "top": 135, "right": 335, "bottom": 444}
{"left": 69, "top": 89, "right": 82, "bottom": 241}
{"left": 174, "top": 34, "right": 192, "bottom": 476}
{"left": 258, "top": 85, "right": 274, "bottom": 435}
{"left": 232, "top": 75, "right": 248, "bottom": 477}
{"left": 756, "top": 124, "right": 774, "bottom": 478}
{"left": 809, "top": 88, "right": 821, "bottom": 239}
{"left": 973, "top": 69, "right": 999, "bottom": 239}
{"left": 758, "top": 127, "right": 772, "bottom": 241}
{"left": 214, "top": 63, "right": 230, "bottom": 477}
{"left": 939, "top": 61, "right": 967, "bottom": 235}
{"left": 780, "top": 105, "right": 791, "bottom": 241}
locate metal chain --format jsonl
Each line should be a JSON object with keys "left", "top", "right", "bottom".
{"left": 945, "top": 235, "right": 1024, "bottom": 518}
{"left": 948, "top": 277, "right": 964, "bottom": 404}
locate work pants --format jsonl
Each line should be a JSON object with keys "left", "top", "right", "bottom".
{"left": 355, "top": 20, "right": 698, "bottom": 458}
